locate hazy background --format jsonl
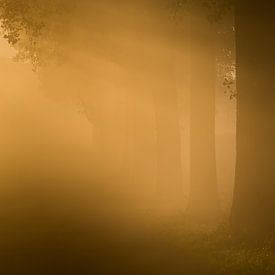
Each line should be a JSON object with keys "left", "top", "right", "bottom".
{"left": 0, "top": 2, "right": 238, "bottom": 273}
{"left": 0, "top": 0, "right": 236, "bottom": 217}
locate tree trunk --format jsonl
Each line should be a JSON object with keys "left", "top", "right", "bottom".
{"left": 153, "top": 61, "right": 183, "bottom": 210}
{"left": 231, "top": 1, "right": 275, "bottom": 238}
{"left": 187, "top": 14, "right": 220, "bottom": 220}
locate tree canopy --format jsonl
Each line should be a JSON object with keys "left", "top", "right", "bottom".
{"left": 0, "top": 0, "right": 73, "bottom": 67}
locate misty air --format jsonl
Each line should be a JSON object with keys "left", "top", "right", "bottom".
{"left": 0, "top": 0, "right": 274, "bottom": 274}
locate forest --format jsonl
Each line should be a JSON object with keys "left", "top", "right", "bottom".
{"left": 0, "top": 0, "right": 274, "bottom": 274}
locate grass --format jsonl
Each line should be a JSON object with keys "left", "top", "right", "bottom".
{"left": 159, "top": 218, "right": 275, "bottom": 275}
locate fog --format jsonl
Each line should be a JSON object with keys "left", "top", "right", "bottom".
{"left": 0, "top": 1, "right": 243, "bottom": 274}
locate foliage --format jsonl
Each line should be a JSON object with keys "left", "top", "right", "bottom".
{"left": 222, "top": 62, "right": 236, "bottom": 99}
{"left": 0, "top": 0, "right": 73, "bottom": 68}
{"left": 172, "top": 0, "right": 236, "bottom": 99}
{"left": 0, "top": 0, "right": 237, "bottom": 98}
{"left": 217, "top": 45, "right": 236, "bottom": 100}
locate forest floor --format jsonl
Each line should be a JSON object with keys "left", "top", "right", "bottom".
{"left": 1, "top": 213, "right": 275, "bottom": 275}
{"left": 104, "top": 216, "right": 275, "bottom": 275}
{"left": 0, "top": 188, "right": 274, "bottom": 275}
{"left": 152, "top": 218, "right": 275, "bottom": 275}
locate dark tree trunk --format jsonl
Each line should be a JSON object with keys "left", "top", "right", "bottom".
{"left": 231, "top": 1, "right": 275, "bottom": 237}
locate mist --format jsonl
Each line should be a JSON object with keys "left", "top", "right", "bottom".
{"left": 0, "top": 1, "right": 274, "bottom": 274}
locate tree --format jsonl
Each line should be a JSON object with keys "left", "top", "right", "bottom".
{"left": 231, "top": 1, "right": 275, "bottom": 238}
{"left": 0, "top": 0, "right": 73, "bottom": 68}
{"left": 173, "top": 1, "right": 222, "bottom": 219}
{"left": 0, "top": 0, "right": 186, "bottom": 210}
{"left": 152, "top": 57, "right": 183, "bottom": 209}
{"left": 187, "top": 11, "right": 220, "bottom": 220}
